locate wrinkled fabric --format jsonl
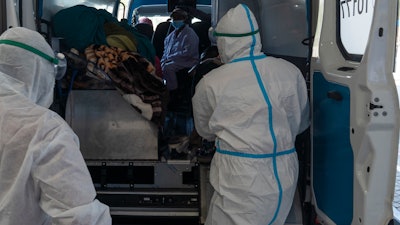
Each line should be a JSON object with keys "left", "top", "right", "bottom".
{"left": 104, "top": 22, "right": 138, "bottom": 52}
{"left": 52, "top": 5, "right": 116, "bottom": 52}
{"left": 109, "top": 57, "right": 167, "bottom": 126}
{"left": 84, "top": 44, "right": 156, "bottom": 75}
{"left": 123, "top": 94, "right": 153, "bottom": 120}
{"left": 192, "top": 4, "right": 310, "bottom": 225}
{"left": 0, "top": 27, "right": 111, "bottom": 225}
{"left": 83, "top": 44, "right": 168, "bottom": 126}
{"left": 119, "top": 20, "right": 157, "bottom": 64}
{"left": 52, "top": 5, "right": 156, "bottom": 63}
{"left": 161, "top": 25, "right": 199, "bottom": 90}
{"left": 0, "top": 28, "right": 56, "bottom": 107}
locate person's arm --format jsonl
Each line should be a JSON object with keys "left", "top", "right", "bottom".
{"left": 297, "top": 73, "right": 310, "bottom": 134}
{"left": 192, "top": 77, "right": 216, "bottom": 141}
{"left": 32, "top": 115, "right": 111, "bottom": 225}
{"left": 160, "top": 34, "right": 172, "bottom": 66}
{"left": 284, "top": 69, "right": 310, "bottom": 135}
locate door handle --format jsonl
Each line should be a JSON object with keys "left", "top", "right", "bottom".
{"left": 327, "top": 91, "right": 343, "bottom": 101}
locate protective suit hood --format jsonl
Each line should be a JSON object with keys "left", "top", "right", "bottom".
{"left": 0, "top": 27, "right": 56, "bottom": 108}
{"left": 214, "top": 4, "right": 262, "bottom": 63}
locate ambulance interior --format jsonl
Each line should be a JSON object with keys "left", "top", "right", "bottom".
{"left": 4, "top": 0, "right": 358, "bottom": 224}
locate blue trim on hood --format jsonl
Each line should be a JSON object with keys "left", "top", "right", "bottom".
{"left": 231, "top": 54, "right": 266, "bottom": 63}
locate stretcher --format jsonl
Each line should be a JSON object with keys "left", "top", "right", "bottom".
{"left": 65, "top": 89, "right": 201, "bottom": 220}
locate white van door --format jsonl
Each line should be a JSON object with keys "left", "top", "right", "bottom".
{"left": 311, "top": 0, "right": 399, "bottom": 224}
{"left": 4, "top": 0, "right": 35, "bottom": 30}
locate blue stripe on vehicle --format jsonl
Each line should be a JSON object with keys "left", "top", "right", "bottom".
{"left": 37, "top": 0, "right": 43, "bottom": 19}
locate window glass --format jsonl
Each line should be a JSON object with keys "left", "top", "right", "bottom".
{"left": 393, "top": 6, "right": 400, "bottom": 78}
{"left": 339, "top": 0, "right": 375, "bottom": 56}
{"left": 117, "top": 0, "right": 130, "bottom": 20}
{"left": 42, "top": 0, "right": 114, "bottom": 20}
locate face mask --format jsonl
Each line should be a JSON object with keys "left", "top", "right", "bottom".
{"left": 0, "top": 39, "right": 67, "bottom": 80}
{"left": 54, "top": 52, "right": 67, "bottom": 80}
{"left": 208, "top": 26, "right": 217, "bottom": 45}
{"left": 171, "top": 20, "right": 185, "bottom": 29}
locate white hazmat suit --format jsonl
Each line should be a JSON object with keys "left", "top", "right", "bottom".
{"left": 0, "top": 27, "right": 111, "bottom": 225}
{"left": 192, "top": 4, "right": 310, "bottom": 225}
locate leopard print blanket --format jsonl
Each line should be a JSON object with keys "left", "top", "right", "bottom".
{"left": 67, "top": 44, "right": 168, "bottom": 126}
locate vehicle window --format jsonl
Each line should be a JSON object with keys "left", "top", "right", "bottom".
{"left": 42, "top": 0, "right": 115, "bottom": 21}
{"left": 258, "top": 1, "right": 309, "bottom": 58}
{"left": 394, "top": 5, "right": 400, "bottom": 82}
{"left": 338, "top": 0, "right": 375, "bottom": 60}
{"left": 132, "top": 4, "right": 208, "bottom": 30}
{"left": 147, "top": 16, "right": 170, "bottom": 30}
{"left": 139, "top": 16, "right": 200, "bottom": 30}
{"left": 117, "top": 0, "right": 130, "bottom": 20}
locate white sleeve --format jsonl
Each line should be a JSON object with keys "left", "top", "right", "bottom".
{"left": 192, "top": 78, "right": 217, "bottom": 141}
{"left": 46, "top": 200, "right": 111, "bottom": 225}
{"left": 297, "top": 73, "right": 310, "bottom": 134}
{"left": 33, "top": 116, "right": 111, "bottom": 225}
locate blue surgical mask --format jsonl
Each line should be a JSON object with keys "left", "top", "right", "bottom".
{"left": 171, "top": 20, "right": 185, "bottom": 29}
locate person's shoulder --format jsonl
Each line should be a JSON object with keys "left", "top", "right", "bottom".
{"left": 185, "top": 26, "right": 199, "bottom": 36}
{"left": 265, "top": 56, "right": 302, "bottom": 74}
{"left": 0, "top": 103, "right": 73, "bottom": 143}
{"left": 165, "top": 31, "right": 175, "bottom": 39}
{"left": 35, "top": 109, "right": 77, "bottom": 143}
{"left": 186, "top": 24, "right": 195, "bottom": 31}
{"left": 201, "top": 63, "right": 227, "bottom": 82}
{"left": 23, "top": 105, "right": 73, "bottom": 134}
{"left": 265, "top": 56, "right": 294, "bottom": 66}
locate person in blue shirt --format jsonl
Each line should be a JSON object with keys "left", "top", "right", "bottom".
{"left": 161, "top": 8, "right": 199, "bottom": 91}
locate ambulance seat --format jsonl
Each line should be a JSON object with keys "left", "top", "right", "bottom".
{"left": 153, "top": 21, "right": 174, "bottom": 58}
{"left": 191, "top": 21, "right": 211, "bottom": 54}
{"left": 134, "top": 23, "right": 154, "bottom": 40}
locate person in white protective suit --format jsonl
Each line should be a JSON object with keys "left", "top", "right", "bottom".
{"left": 0, "top": 27, "right": 112, "bottom": 225}
{"left": 192, "top": 4, "right": 310, "bottom": 225}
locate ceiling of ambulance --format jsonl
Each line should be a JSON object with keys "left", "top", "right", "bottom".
{"left": 130, "top": 0, "right": 211, "bottom": 9}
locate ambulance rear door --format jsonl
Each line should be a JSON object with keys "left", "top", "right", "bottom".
{"left": 311, "top": 0, "right": 399, "bottom": 224}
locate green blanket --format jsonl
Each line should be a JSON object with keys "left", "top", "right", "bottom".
{"left": 52, "top": 5, "right": 156, "bottom": 63}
